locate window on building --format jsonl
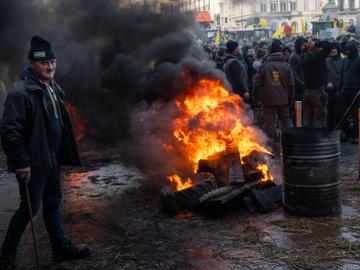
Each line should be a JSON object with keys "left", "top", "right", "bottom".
{"left": 260, "top": 2, "right": 267, "bottom": 12}
{"left": 219, "top": 3, "right": 224, "bottom": 13}
{"left": 349, "top": 0, "right": 355, "bottom": 10}
{"left": 303, "top": 0, "right": 309, "bottom": 10}
{"left": 216, "top": 14, "right": 220, "bottom": 25}
{"left": 270, "top": 0, "right": 277, "bottom": 12}
{"left": 315, "top": 0, "right": 320, "bottom": 9}
{"left": 338, "top": 0, "right": 344, "bottom": 11}
{"left": 280, "top": 0, "right": 288, "bottom": 12}
{"left": 290, "top": 0, "right": 296, "bottom": 11}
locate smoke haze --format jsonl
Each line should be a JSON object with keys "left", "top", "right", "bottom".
{"left": 0, "top": 0, "right": 273, "bottom": 181}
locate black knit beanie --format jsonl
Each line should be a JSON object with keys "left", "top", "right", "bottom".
{"left": 226, "top": 40, "right": 239, "bottom": 54}
{"left": 28, "top": 35, "right": 56, "bottom": 61}
{"left": 270, "top": 39, "right": 283, "bottom": 53}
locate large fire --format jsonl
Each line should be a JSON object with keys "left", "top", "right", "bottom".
{"left": 167, "top": 79, "right": 273, "bottom": 190}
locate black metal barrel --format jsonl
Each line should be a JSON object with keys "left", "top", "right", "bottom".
{"left": 281, "top": 128, "right": 341, "bottom": 216}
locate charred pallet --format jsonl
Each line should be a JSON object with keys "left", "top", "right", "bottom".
{"left": 160, "top": 175, "right": 218, "bottom": 213}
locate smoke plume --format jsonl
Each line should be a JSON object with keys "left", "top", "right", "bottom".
{"left": 0, "top": 0, "right": 210, "bottom": 141}
{"left": 0, "top": 0, "right": 274, "bottom": 182}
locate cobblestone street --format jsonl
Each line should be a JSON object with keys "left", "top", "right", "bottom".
{"left": 1, "top": 143, "right": 360, "bottom": 270}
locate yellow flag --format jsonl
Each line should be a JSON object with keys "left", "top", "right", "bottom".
{"left": 342, "top": 21, "right": 347, "bottom": 32}
{"left": 292, "top": 24, "right": 296, "bottom": 34}
{"left": 301, "top": 20, "right": 306, "bottom": 34}
{"left": 333, "top": 19, "right": 337, "bottom": 28}
{"left": 272, "top": 26, "right": 285, "bottom": 39}
{"left": 222, "top": 32, "right": 228, "bottom": 43}
{"left": 215, "top": 30, "right": 220, "bottom": 46}
{"left": 259, "top": 18, "right": 268, "bottom": 28}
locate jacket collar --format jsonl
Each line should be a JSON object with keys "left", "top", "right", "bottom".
{"left": 266, "top": 52, "right": 284, "bottom": 62}
{"left": 23, "top": 67, "right": 64, "bottom": 96}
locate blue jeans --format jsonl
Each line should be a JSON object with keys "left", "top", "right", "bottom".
{"left": 1, "top": 169, "right": 68, "bottom": 256}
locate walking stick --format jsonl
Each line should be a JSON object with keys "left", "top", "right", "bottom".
{"left": 335, "top": 89, "right": 360, "bottom": 130}
{"left": 24, "top": 184, "right": 42, "bottom": 270}
{"left": 358, "top": 109, "right": 360, "bottom": 181}
{"left": 295, "top": 101, "right": 302, "bottom": 128}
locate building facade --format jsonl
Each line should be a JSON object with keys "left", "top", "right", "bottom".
{"left": 177, "top": 0, "right": 360, "bottom": 32}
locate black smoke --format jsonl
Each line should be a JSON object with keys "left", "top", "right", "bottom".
{"left": 0, "top": 0, "right": 219, "bottom": 143}
{"left": 1, "top": 0, "right": 261, "bottom": 180}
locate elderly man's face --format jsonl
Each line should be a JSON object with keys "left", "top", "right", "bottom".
{"left": 30, "top": 59, "right": 56, "bottom": 81}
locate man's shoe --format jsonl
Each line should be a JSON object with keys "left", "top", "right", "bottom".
{"left": 53, "top": 241, "right": 91, "bottom": 262}
{"left": 0, "top": 256, "right": 18, "bottom": 270}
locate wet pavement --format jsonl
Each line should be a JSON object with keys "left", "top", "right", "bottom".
{"left": 1, "top": 143, "right": 360, "bottom": 269}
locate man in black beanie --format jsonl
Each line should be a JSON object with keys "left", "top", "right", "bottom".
{"left": 0, "top": 35, "right": 90, "bottom": 270}
{"left": 253, "top": 39, "right": 295, "bottom": 153}
{"left": 223, "top": 40, "right": 250, "bottom": 101}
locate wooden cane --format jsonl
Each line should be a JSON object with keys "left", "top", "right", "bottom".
{"left": 25, "top": 183, "right": 42, "bottom": 270}
{"left": 295, "top": 101, "right": 302, "bottom": 128}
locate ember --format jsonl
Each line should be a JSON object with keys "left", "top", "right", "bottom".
{"left": 66, "top": 102, "right": 86, "bottom": 141}
{"left": 166, "top": 78, "right": 273, "bottom": 189}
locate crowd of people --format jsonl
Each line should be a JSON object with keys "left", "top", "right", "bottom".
{"left": 205, "top": 36, "right": 360, "bottom": 152}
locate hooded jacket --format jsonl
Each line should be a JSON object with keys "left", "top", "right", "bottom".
{"left": 253, "top": 52, "right": 295, "bottom": 106}
{"left": 326, "top": 54, "right": 343, "bottom": 89}
{"left": 1, "top": 68, "right": 81, "bottom": 172}
{"left": 341, "top": 41, "right": 360, "bottom": 91}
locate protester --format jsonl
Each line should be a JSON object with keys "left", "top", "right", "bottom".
{"left": 253, "top": 48, "right": 267, "bottom": 72}
{"left": 339, "top": 40, "right": 360, "bottom": 143}
{"left": 223, "top": 40, "right": 250, "bottom": 101}
{"left": 244, "top": 47, "right": 257, "bottom": 104}
{"left": 215, "top": 47, "right": 226, "bottom": 70}
{"left": 282, "top": 46, "right": 291, "bottom": 63}
{"left": 253, "top": 39, "right": 295, "bottom": 153}
{"left": 289, "top": 37, "right": 306, "bottom": 102}
{"left": 326, "top": 42, "right": 343, "bottom": 129}
{"left": 301, "top": 38, "right": 332, "bottom": 128}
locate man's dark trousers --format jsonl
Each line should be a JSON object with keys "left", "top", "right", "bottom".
{"left": 1, "top": 166, "right": 68, "bottom": 257}
{"left": 303, "top": 87, "right": 328, "bottom": 128}
{"left": 263, "top": 105, "right": 293, "bottom": 150}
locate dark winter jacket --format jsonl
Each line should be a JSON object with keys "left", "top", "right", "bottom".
{"left": 224, "top": 54, "right": 249, "bottom": 96}
{"left": 253, "top": 52, "right": 295, "bottom": 106}
{"left": 289, "top": 52, "right": 305, "bottom": 94}
{"left": 326, "top": 55, "right": 343, "bottom": 89}
{"left": 341, "top": 42, "right": 360, "bottom": 91}
{"left": 1, "top": 68, "right": 81, "bottom": 173}
{"left": 301, "top": 41, "right": 332, "bottom": 89}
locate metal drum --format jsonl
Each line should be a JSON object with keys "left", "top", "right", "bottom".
{"left": 281, "top": 128, "right": 341, "bottom": 216}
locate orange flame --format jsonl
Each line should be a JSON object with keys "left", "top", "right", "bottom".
{"left": 65, "top": 102, "right": 86, "bottom": 141}
{"left": 166, "top": 78, "right": 273, "bottom": 189}
{"left": 167, "top": 174, "right": 193, "bottom": 191}
{"left": 256, "top": 164, "right": 274, "bottom": 182}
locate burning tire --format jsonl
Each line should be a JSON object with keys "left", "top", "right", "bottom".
{"left": 160, "top": 178, "right": 218, "bottom": 213}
